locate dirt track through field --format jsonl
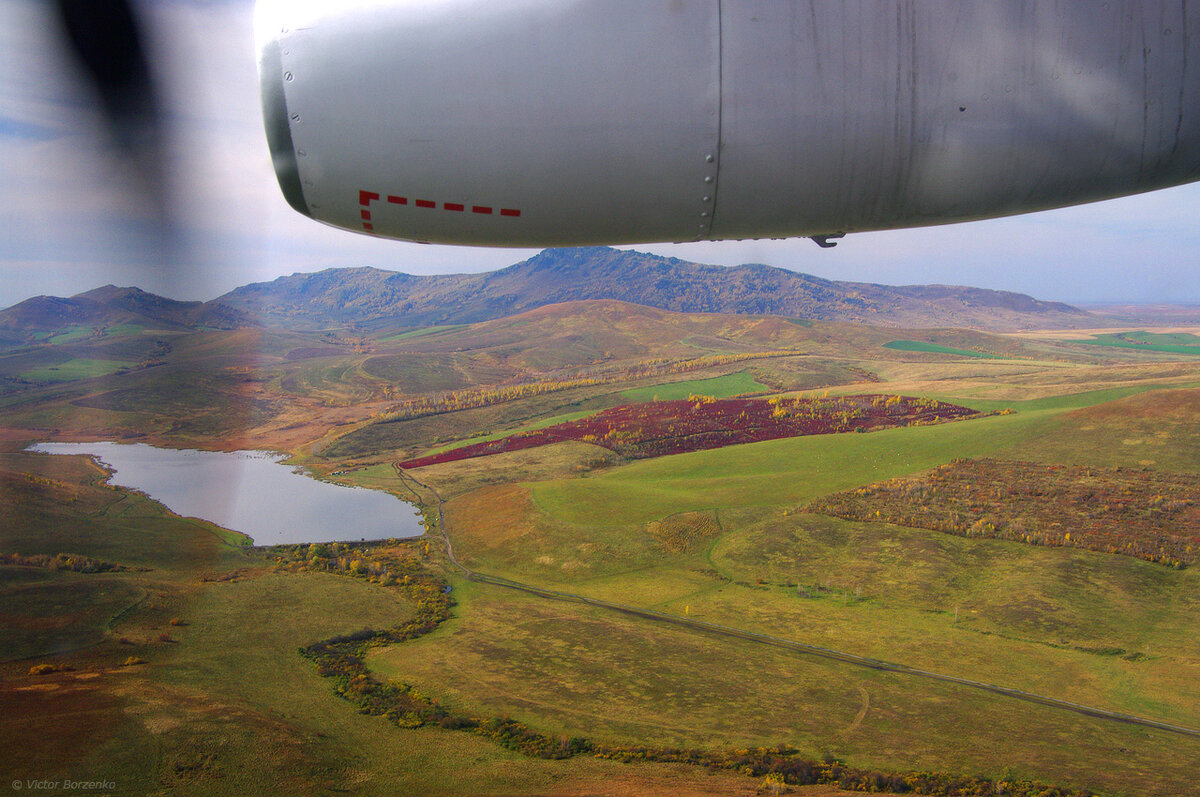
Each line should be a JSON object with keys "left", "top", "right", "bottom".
{"left": 395, "top": 464, "right": 1200, "bottom": 741}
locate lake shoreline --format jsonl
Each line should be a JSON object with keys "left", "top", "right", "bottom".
{"left": 26, "top": 442, "right": 424, "bottom": 546}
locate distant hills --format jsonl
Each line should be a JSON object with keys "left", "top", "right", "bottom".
{"left": 0, "top": 285, "right": 249, "bottom": 338}
{"left": 2, "top": 247, "right": 1094, "bottom": 337}
{"left": 213, "top": 247, "right": 1091, "bottom": 331}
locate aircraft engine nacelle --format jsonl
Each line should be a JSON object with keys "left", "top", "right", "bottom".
{"left": 257, "top": 0, "right": 1200, "bottom": 246}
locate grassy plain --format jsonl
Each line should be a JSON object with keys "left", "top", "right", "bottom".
{"left": 4, "top": 302, "right": 1200, "bottom": 795}
{"left": 369, "top": 576, "right": 1200, "bottom": 796}
{"left": 376, "top": 324, "right": 471, "bottom": 342}
{"left": 524, "top": 409, "right": 1061, "bottom": 527}
{"left": 1079, "top": 330, "right": 1200, "bottom": 355}
{"left": 618, "top": 370, "right": 769, "bottom": 401}
{"left": 881, "top": 340, "right": 1003, "bottom": 358}
{"left": 19, "top": 357, "right": 135, "bottom": 383}
{"left": 45, "top": 325, "right": 95, "bottom": 345}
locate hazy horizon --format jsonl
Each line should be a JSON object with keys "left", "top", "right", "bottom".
{"left": 6, "top": 245, "right": 1200, "bottom": 311}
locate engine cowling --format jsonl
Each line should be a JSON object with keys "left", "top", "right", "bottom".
{"left": 257, "top": 0, "right": 1200, "bottom": 246}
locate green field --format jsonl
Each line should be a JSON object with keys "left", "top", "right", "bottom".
{"left": 422, "top": 410, "right": 599, "bottom": 456}
{"left": 20, "top": 357, "right": 133, "bottom": 382}
{"left": 618, "top": 370, "right": 769, "bottom": 402}
{"left": 526, "top": 408, "right": 1057, "bottom": 528}
{"left": 99, "top": 323, "right": 147, "bottom": 338}
{"left": 376, "top": 324, "right": 470, "bottom": 342}
{"left": 1079, "top": 331, "right": 1200, "bottom": 355}
{"left": 883, "top": 340, "right": 1004, "bottom": 358}
{"left": 46, "top": 325, "right": 95, "bottom": 345}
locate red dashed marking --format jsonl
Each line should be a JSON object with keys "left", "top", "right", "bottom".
{"left": 358, "top": 191, "right": 381, "bottom": 231}
{"left": 357, "top": 189, "right": 520, "bottom": 231}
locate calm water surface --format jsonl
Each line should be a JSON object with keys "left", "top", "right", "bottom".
{"left": 28, "top": 442, "right": 423, "bottom": 545}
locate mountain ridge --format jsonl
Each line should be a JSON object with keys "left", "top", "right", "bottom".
{"left": 0, "top": 284, "right": 250, "bottom": 335}
{"left": 213, "top": 247, "right": 1092, "bottom": 331}
{"left": 2, "top": 247, "right": 1093, "bottom": 335}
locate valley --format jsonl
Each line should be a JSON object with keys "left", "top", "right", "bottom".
{"left": 2, "top": 250, "right": 1199, "bottom": 796}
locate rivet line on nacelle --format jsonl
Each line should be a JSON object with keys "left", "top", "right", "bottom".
{"left": 697, "top": 152, "right": 718, "bottom": 240}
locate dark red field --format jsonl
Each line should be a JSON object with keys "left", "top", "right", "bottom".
{"left": 399, "top": 394, "right": 982, "bottom": 469}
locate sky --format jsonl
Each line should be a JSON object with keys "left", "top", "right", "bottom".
{"left": 1, "top": 0, "right": 1198, "bottom": 310}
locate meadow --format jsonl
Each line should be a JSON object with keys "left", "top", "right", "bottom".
{"left": 3, "top": 307, "right": 1200, "bottom": 795}
{"left": 881, "top": 340, "right": 1003, "bottom": 358}
{"left": 1078, "top": 331, "right": 1200, "bottom": 356}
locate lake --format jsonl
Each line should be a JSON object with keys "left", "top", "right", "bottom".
{"left": 27, "top": 442, "right": 424, "bottom": 546}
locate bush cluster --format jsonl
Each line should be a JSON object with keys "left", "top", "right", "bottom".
{"left": 381, "top": 350, "right": 800, "bottom": 427}
{"left": 591, "top": 746, "right": 1090, "bottom": 795}
{"left": 808, "top": 458, "right": 1197, "bottom": 568}
{"left": 1, "top": 552, "right": 127, "bottom": 573}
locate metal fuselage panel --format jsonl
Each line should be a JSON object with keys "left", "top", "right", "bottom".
{"left": 257, "top": 0, "right": 1200, "bottom": 246}
{"left": 714, "top": 1, "right": 1200, "bottom": 238}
